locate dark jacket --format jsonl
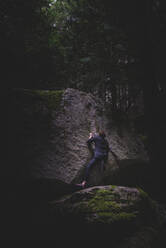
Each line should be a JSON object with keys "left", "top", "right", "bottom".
{"left": 87, "top": 135, "right": 110, "bottom": 156}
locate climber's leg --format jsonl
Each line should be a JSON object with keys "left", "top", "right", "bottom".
{"left": 100, "top": 159, "right": 105, "bottom": 172}
{"left": 84, "top": 156, "right": 98, "bottom": 181}
{"left": 100, "top": 154, "right": 108, "bottom": 172}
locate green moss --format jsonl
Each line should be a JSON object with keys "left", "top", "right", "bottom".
{"left": 88, "top": 197, "right": 121, "bottom": 212}
{"left": 76, "top": 188, "right": 118, "bottom": 213}
{"left": 137, "top": 188, "right": 149, "bottom": 200}
{"left": 97, "top": 211, "right": 137, "bottom": 223}
{"left": 86, "top": 187, "right": 119, "bottom": 210}
{"left": 79, "top": 188, "right": 120, "bottom": 212}
{"left": 21, "top": 88, "right": 64, "bottom": 111}
{"left": 76, "top": 187, "right": 140, "bottom": 224}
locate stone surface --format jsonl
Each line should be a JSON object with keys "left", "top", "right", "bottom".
{"left": 50, "top": 185, "right": 153, "bottom": 225}
{"left": 49, "top": 185, "right": 164, "bottom": 248}
{"left": 9, "top": 88, "right": 148, "bottom": 186}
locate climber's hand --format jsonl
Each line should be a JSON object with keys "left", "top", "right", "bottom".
{"left": 89, "top": 132, "right": 93, "bottom": 139}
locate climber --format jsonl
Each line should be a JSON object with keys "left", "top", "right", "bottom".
{"left": 79, "top": 130, "right": 110, "bottom": 188}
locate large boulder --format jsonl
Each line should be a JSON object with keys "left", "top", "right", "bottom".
{"left": 8, "top": 88, "right": 148, "bottom": 187}
{"left": 48, "top": 185, "right": 165, "bottom": 248}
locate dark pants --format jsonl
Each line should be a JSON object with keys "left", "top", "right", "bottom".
{"left": 84, "top": 152, "right": 108, "bottom": 181}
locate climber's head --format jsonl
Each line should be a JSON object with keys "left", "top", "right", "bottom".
{"left": 99, "top": 130, "right": 106, "bottom": 138}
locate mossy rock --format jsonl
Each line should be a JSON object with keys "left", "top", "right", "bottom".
{"left": 49, "top": 185, "right": 165, "bottom": 247}
{"left": 50, "top": 185, "right": 160, "bottom": 229}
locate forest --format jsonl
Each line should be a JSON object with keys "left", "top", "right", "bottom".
{"left": 5, "top": 0, "right": 166, "bottom": 247}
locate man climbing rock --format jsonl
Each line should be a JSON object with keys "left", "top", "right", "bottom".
{"left": 79, "top": 130, "right": 110, "bottom": 187}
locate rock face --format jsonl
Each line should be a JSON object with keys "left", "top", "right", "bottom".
{"left": 9, "top": 88, "right": 148, "bottom": 186}
{"left": 49, "top": 185, "right": 163, "bottom": 248}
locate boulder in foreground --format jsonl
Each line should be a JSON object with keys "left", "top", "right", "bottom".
{"left": 49, "top": 185, "right": 164, "bottom": 247}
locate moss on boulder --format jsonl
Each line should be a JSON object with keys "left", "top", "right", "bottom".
{"left": 49, "top": 185, "right": 165, "bottom": 247}
{"left": 50, "top": 185, "right": 159, "bottom": 227}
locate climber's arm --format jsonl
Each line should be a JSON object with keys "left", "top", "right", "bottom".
{"left": 89, "top": 132, "right": 93, "bottom": 139}
{"left": 86, "top": 133, "right": 95, "bottom": 155}
{"left": 87, "top": 133, "right": 94, "bottom": 144}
